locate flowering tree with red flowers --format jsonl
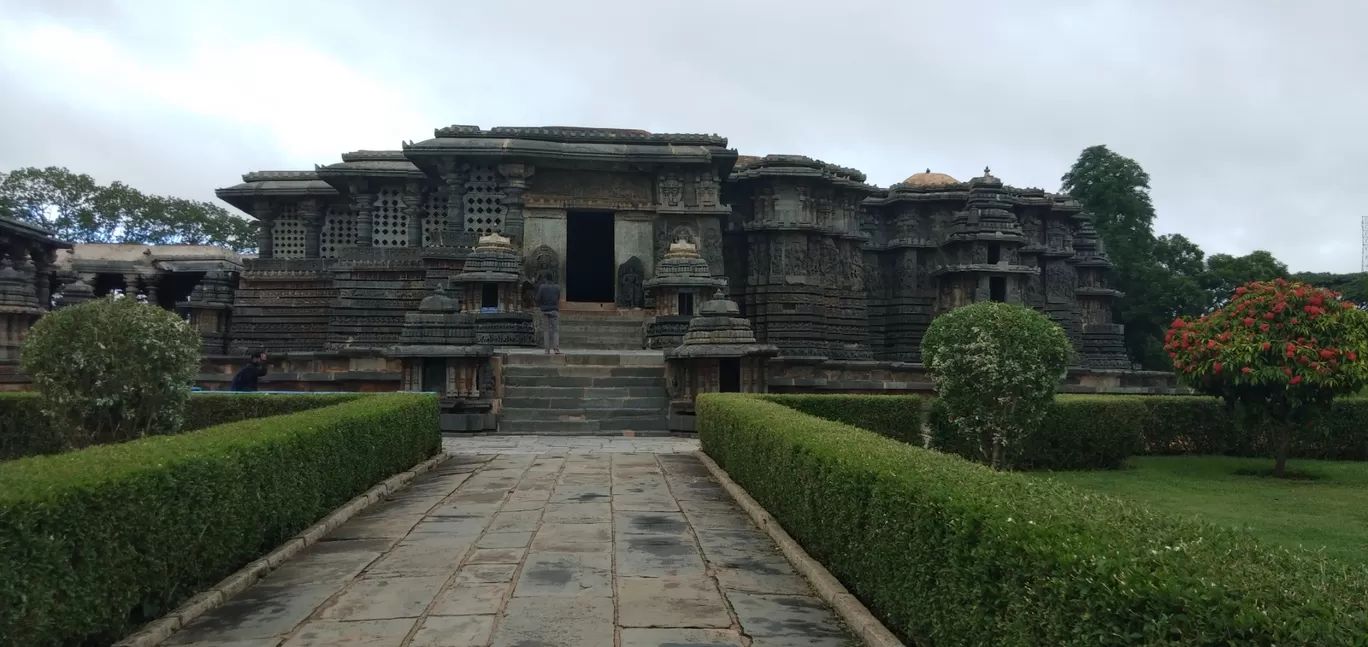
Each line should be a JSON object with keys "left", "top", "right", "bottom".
{"left": 1166, "top": 279, "right": 1368, "bottom": 476}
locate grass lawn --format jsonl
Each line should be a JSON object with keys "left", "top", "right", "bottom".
{"left": 1036, "top": 455, "right": 1368, "bottom": 564}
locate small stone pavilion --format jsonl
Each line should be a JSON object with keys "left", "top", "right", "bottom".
{"left": 0, "top": 216, "right": 69, "bottom": 389}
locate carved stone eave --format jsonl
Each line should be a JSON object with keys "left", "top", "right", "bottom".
{"left": 314, "top": 152, "right": 426, "bottom": 192}
{"left": 386, "top": 345, "right": 493, "bottom": 358}
{"left": 215, "top": 175, "right": 339, "bottom": 213}
{"left": 0, "top": 216, "right": 70, "bottom": 249}
{"left": 1076, "top": 287, "right": 1124, "bottom": 298}
{"left": 664, "top": 343, "right": 779, "bottom": 359}
{"left": 929, "top": 264, "right": 1040, "bottom": 277}
{"left": 402, "top": 137, "right": 728, "bottom": 167}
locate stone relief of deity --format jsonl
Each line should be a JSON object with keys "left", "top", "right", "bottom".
{"left": 616, "top": 257, "right": 645, "bottom": 309}
{"left": 660, "top": 172, "right": 683, "bottom": 207}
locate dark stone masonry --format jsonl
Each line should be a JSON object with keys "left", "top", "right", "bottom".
{"left": 9, "top": 126, "right": 1180, "bottom": 425}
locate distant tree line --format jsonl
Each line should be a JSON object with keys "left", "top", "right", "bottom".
{"left": 0, "top": 167, "right": 256, "bottom": 253}
{"left": 1062, "top": 145, "right": 1367, "bottom": 370}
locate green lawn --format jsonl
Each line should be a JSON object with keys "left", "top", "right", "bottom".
{"left": 1035, "top": 455, "right": 1368, "bottom": 564}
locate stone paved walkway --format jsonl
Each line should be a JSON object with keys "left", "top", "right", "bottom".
{"left": 163, "top": 436, "right": 857, "bottom": 647}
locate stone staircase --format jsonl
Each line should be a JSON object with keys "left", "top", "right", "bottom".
{"left": 497, "top": 350, "right": 670, "bottom": 435}
{"left": 535, "top": 311, "right": 647, "bottom": 350}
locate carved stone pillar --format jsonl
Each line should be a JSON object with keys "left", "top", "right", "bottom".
{"left": 123, "top": 273, "right": 140, "bottom": 299}
{"left": 442, "top": 163, "right": 468, "bottom": 246}
{"left": 300, "top": 199, "right": 322, "bottom": 259}
{"left": 31, "top": 248, "right": 52, "bottom": 310}
{"left": 253, "top": 200, "right": 275, "bottom": 258}
{"left": 403, "top": 181, "right": 424, "bottom": 248}
{"left": 144, "top": 276, "right": 159, "bottom": 305}
{"left": 498, "top": 163, "right": 533, "bottom": 242}
{"left": 351, "top": 182, "right": 375, "bottom": 248}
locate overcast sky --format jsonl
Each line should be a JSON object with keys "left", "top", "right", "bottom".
{"left": 1, "top": 0, "right": 1364, "bottom": 272}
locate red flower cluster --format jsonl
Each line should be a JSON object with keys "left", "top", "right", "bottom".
{"left": 1164, "top": 279, "right": 1363, "bottom": 391}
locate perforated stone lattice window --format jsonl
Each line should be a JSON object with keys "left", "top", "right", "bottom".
{"left": 464, "top": 166, "right": 506, "bottom": 235}
{"left": 321, "top": 205, "right": 356, "bottom": 258}
{"left": 372, "top": 187, "right": 408, "bottom": 247}
{"left": 423, "top": 191, "right": 449, "bottom": 247}
{"left": 271, "top": 204, "right": 306, "bottom": 258}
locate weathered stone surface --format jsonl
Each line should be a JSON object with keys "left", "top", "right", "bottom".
{"left": 363, "top": 537, "right": 471, "bottom": 578}
{"left": 475, "top": 531, "right": 532, "bottom": 548}
{"left": 537, "top": 522, "right": 611, "bottom": 544}
{"left": 454, "top": 563, "right": 518, "bottom": 584}
{"left": 278, "top": 619, "right": 414, "bottom": 647}
{"left": 616, "top": 534, "right": 707, "bottom": 577}
{"left": 429, "top": 582, "right": 508, "bottom": 616}
{"left": 620, "top": 628, "right": 747, "bottom": 647}
{"left": 543, "top": 502, "right": 612, "bottom": 523}
{"left": 318, "top": 575, "right": 446, "bottom": 620}
{"left": 489, "top": 597, "right": 614, "bottom": 647}
{"left": 725, "top": 592, "right": 850, "bottom": 639}
{"left": 617, "top": 576, "right": 731, "bottom": 628}
{"left": 513, "top": 552, "right": 612, "bottom": 597}
{"left": 408, "top": 615, "right": 495, "bottom": 647}
{"left": 488, "top": 509, "right": 542, "bottom": 533}
{"left": 713, "top": 560, "right": 812, "bottom": 595}
{"left": 167, "top": 584, "right": 343, "bottom": 644}
{"left": 466, "top": 547, "right": 526, "bottom": 564}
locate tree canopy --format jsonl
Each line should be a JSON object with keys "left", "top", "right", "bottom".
{"left": 0, "top": 167, "right": 256, "bottom": 253}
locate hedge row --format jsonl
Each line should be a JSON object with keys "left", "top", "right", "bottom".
{"left": 759, "top": 394, "right": 923, "bottom": 445}
{"left": 0, "top": 393, "right": 439, "bottom": 647}
{"left": 0, "top": 392, "right": 365, "bottom": 461}
{"left": 698, "top": 393, "right": 1368, "bottom": 646}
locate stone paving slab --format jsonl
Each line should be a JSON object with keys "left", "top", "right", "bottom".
{"left": 163, "top": 436, "right": 857, "bottom": 647}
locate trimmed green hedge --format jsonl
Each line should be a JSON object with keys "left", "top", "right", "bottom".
{"left": 0, "top": 392, "right": 365, "bottom": 461}
{"left": 927, "top": 395, "right": 1143, "bottom": 470}
{"left": 760, "top": 394, "right": 924, "bottom": 444}
{"left": 0, "top": 393, "right": 439, "bottom": 647}
{"left": 699, "top": 393, "right": 1368, "bottom": 646}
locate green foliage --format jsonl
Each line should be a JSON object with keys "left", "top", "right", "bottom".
{"left": 0, "top": 393, "right": 367, "bottom": 461}
{"left": 21, "top": 297, "right": 202, "bottom": 449}
{"left": 1168, "top": 279, "right": 1368, "bottom": 475}
{"left": 1204, "top": 251, "right": 1290, "bottom": 307}
{"left": 0, "top": 166, "right": 257, "bottom": 252}
{"left": 760, "top": 394, "right": 924, "bottom": 444}
{"left": 0, "top": 393, "right": 439, "bottom": 647}
{"left": 921, "top": 302, "right": 1073, "bottom": 469}
{"left": 927, "top": 395, "right": 1141, "bottom": 470}
{"left": 698, "top": 393, "right": 1368, "bottom": 646}
{"left": 1292, "top": 271, "right": 1368, "bottom": 304}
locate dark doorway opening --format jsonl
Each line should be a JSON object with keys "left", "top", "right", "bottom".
{"left": 421, "top": 358, "right": 446, "bottom": 393}
{"left": 481, "top": 283, "right": 499, "bottom": 309}
{"left": 159, "top": 272, "right": 205, "bottom": 310}
{"left": 679, "top": 292, "right": 695, "bottom": 317}
{"left": 720, "top": 358, "right": 742, "bottom": 393}
{"left": 990, "top": 277, "right": 1007, "bottom": 302}
{"left": 987, "top": 244, "right": 1001, "bottom": 264}
{"left": 566, "top": 211, "right": 616, "bottom": 303}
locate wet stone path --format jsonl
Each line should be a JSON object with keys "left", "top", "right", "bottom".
{"left": 164, "top": 437, "right": 858, "bottom": 647}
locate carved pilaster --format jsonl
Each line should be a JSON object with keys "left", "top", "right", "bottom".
{"left": 403, "top": 180, "right": 424, "bottom": 248}
{"left": 300, "top": 199, "right": 322, "bottom": 259}
{"left": 352, "top": 187, "right": 375, "bottom": 248}
{"left": 252, "top": 200, "right": 275, "bottom": 258}
{"left": 498, "top": 163, "right": 533, "bottom": 242}
{"left": 442, "top": 162, "right": 468, "bottom": 247}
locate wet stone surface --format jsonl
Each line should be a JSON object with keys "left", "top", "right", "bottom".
{"left": 162, "top": 436, "right": 857, "bottom": 647}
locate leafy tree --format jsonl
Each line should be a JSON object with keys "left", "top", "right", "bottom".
{"left": 0, "top": 166, "right": 256, "bottom": 252}
{"left": 921, "top": 301, "right": 1074, "bottom": 470}
{"left": 1060, "top": 145, "right": 1157, "bottom": 272}
{"left": 1166, "top": 279, "right": 1368, "bottom": 476}
{"left": 1204, "top": 250, "right": 1289, "bottom": 305}
{"left": 1291, "top": 272, "right": 1368, "bottom": 304}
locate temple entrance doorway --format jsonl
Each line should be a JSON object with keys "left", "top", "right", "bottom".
{"left": 565, "top": 211, "right": 615, "bottom": 303}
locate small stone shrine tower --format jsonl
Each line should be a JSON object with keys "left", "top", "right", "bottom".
{"left": 936, "top": 168, "right": 1036, "bottom": 310}
{"left": 0, "top": 260, "right": 44, "bottom": 362}
{"left": 644, "top": 240, "right": 726, "bottom": 349}
{"left": 387, "top": 284, "right": 496, "bottom": 432}
{"left": 664, "top": 288, "right": 778, "bottom": 433}
{"left": 176, "top": 270, "right": 237, "bottom": 355}
{"left": 1070, "top": 214, "right": 1129, "bottom": 368}
{"left": 451, "top": 233, "right": 535, "bottom": 347}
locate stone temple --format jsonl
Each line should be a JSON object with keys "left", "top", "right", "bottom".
{"left": 8, "top": 126, "right": 1175, "bottom": 432}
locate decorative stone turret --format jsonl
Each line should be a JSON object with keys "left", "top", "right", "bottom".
{"left": 387, "top": 284, "right": 496, "bottom": 432}
{"left": 644, "top": 240, "right": 726, "bottom": 349}
{"left": 1070, "top": 213, "right": 1129, "bottom": 369}
{"left": 54, "top": 272, "right": 96, "bottom": 309}
{"left": 452, "top": 233, "right": 536, "bottom": 347}
{"left": 177, "top": 271, "right": 237, "bottom": 355}
{"left": 933, "top": 167, "right": 1037, "bottom": 310}
{"left": 664, "top": 288, "right": 778, "bottom": 433}
{"left": 0, "top": 259, "right": 43, "bottom": 362}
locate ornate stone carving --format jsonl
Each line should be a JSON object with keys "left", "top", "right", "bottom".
{"left": 528, "top": 169, "right": 653, "bottom": 209}
{"left": 701, "top": 223, "right": 723, "bottom": 276}
{"left": 660, "top": 171, "right": 683, "bottom": 207}
{"left": 525, "top": 245, "right": 560, "bottom": 286}
{"left": 616, "top": 256, "right": 645, "bottom": 309}
{"left": 1046, "top": 261, "right": 1074, "bottom": 299}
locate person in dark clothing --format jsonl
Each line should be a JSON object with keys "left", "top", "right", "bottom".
{"left": 230, "top": 351, "right": 268, "bottom": 392}
{"left": 536, "top": 281, "right": 561, "bottom": 354}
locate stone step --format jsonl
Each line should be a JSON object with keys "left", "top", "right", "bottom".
{"left": 502, "top": 386, "right": 668, "bottom": 399}
{"left": 500, "top": 350, "right": 664, "bottom": 367}
{"left": 503, "top": 366, "right": 664, "bottom": 378}
{"left": 502, "top": 375, "right": 666, "bottom": 388}
{"left": 500, "top": 408, "right": 668, "bottom": 423}
{"left": 501, "top": 396, "right": 670, "bottom": 410}
{"left": 499, "top": 418, "right": 670, "bottom": 434}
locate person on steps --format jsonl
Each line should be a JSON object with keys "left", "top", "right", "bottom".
{"left": 230, "top": 350, "right": 269, "bottom": 392}
{"left": 537, "top": 280, "right": 562, "bottom": 354}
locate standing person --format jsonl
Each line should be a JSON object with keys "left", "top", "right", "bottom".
{"left": 536, "top": 280, "right": 561, "bottom": 354}
{"left": 230, "top": 350, "right": 269, "bottom": 392}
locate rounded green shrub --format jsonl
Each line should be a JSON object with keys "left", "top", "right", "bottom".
{"left": 20, "top": 295, "right": 201, "bottom": 448}
{"left": 921, "top": 301, "right": 1072, "bottom": 469}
